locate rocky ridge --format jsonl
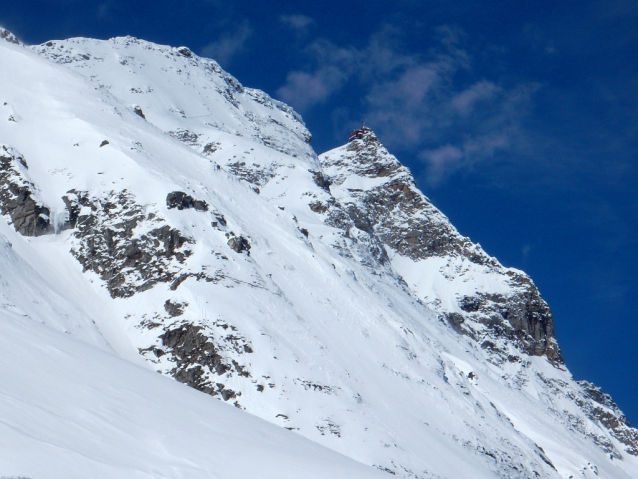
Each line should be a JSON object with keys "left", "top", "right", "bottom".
{"left": 320, "top": 130, "right": 561, "bottom": 363}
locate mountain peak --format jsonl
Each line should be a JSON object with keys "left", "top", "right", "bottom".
{"left": 321, "top": 130, "right": 564, "bottom": 364}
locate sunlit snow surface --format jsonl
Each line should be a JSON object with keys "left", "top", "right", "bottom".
{"left": 0, "top": 310, "right": 386, "bottom": 479}
{"left": 0, "top": 35, "right": 636, "bottom": 478}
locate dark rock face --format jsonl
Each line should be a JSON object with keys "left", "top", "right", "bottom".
{"left": 67, "top": 190, "right": 194, "bottom": 298}
{"left": 227, "top": 235, "right": 251, "bottom": 254}
{"left": 534, "top": 374, "right": 638, "bottom": 458}
{"left": 309, "top": 201, "right": 328, "bottom": 214}
{"left": 140, "top": 320, "right": 253, "bottom": 401}
{"left": 226, "top": 161, "right": 278, "bottom": 187}
{"left": 576, "top": 381, "right": 638, "bottom": 456}
{"left": 0, "top": 146, "right": 60, "bottom": 236}
{"left": 0, "top": 29, "right": 20, "bottom": 45}
{"left": 133, "top": 106, "right": 146, "bottom": 119}
{"left": 161, "top": 323, "right": 235, "bottom": 396}
{"left": 456, "top": 284, "right": 562, "bottom": 364}
{"left": 203, "top": 142, "right": 221, "bottom": 155}
{"left": 169, "top": 129, "right": 199, "bottom": 146}
{"left": 53, "top": 186, "right": 255, "bottom": 400}
{"left": 320, "top": 131, "right": 562, "bottom": 363}
{"left": 176, "top": 46, "right": 193, "bottom": 58}
{"left": 310, "top": 170, "right": 331, "bottom": 191}
{"left": 326, "top": 135, "right": 483, "bottom": 263}
{"left": 166, "top": 191, "right": 208, "bottom": 212}
{"left": 164, "top": 300, "right": 186, "bottom": 317}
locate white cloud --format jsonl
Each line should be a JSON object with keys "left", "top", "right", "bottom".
{"left": 279, "top": 14, "right": 315, "bottom": 31}
{"left": 276, "top": 67, "right": 347, "bottom": 111}
{"left": 275, "top": 40, "right": 359, "bottom": 112}
{"left": 451, "top": 81, "right": 500, "bottom": 116}
{"left": 201, "top": 20, "right": 252, "bottom": 67}
{"left": 419, "top": 145, "right": 464, "bottom": 185}
{"left": 419, "top": 132, "right": 509, "bottom": 186}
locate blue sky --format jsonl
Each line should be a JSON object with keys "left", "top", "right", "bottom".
{"left": 3, "top": 1, "right": 638, "bottom": 423}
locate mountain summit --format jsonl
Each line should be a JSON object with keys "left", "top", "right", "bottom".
{"left": 1, "top": 31, "right": 636, "bottom": 479}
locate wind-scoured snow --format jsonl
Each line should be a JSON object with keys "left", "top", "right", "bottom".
{"left": 0, "top": 32, "right": 636, "bottom": 479}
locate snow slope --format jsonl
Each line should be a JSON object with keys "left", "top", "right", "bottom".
{"left": 0, "top": 31, "right": 637, "bottom": 479}
{"left": 0, "top": 309, "right": 387, "bottom": 479}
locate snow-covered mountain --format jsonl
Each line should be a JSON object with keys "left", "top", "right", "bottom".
{"left": 1, "top": 29, "right": 637, "bottom": 478}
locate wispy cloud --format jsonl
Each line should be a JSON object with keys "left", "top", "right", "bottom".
{"left": 451, "top": 80, "right": 500, "bottom": 116}
{"left": 276, "top": 39, "right": 358, "bottom": 110}
{"left": 279, "top": 14, "right": 315, "bottom": 33}
{"left": 277, "top": 68, "right": 348, "bottom": 111}
{"left": 276, "top": 25, "right": 539, "bottom": 185}
{"left": 201, "top": 20, "right": 252, "bottom": 67}
{"left": 418, "top": 133, "right": 510, "bottom": 186}
{"left": 364, "top": 33, "right": 540, "bottom": 185}
{"left": 522, "top": 243, "right": 532, "bottom": 260}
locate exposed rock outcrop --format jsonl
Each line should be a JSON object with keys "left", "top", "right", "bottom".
{"left": 227, "top": 235, "right": 251, "bottom": 254}
{"left": 139, "top": 319, "right": 254, "bottom": 403}
{"left": 67, "top": 190, "right": 194, "bottom": 298}
{"left": 164, "top": 299, "right": 186, "bottom": 317}
{"left": 0, "top": 29, "right": 20, "bottom": 45}
{"left": 166, "top": 191, "right": 208, "bottom": 211}
{"left": 0, "top": 145, "right": 60, "bottom": 236}
{"left": 577, "top": 380, "right": 638, "bottom": 456}
{"left": 133, "top": 105, "right": 146, "bottom": 119}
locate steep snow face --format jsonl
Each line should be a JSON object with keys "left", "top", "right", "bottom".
{"left": 1, "top": 32, "right": 637, "bottom": 479}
